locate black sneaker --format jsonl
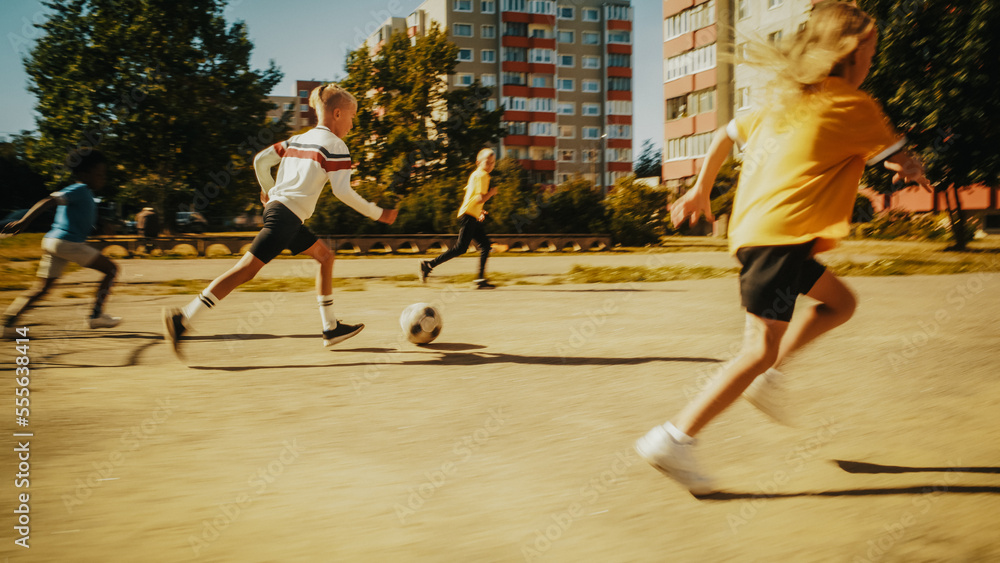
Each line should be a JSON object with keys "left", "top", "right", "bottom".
{"left": 162, "top": 307, "right": 187, "bottom": 358}
{"left": 474, "top": 279, "right": 496, "bottom": 290}
{"left": 419, "top": 260, "right": 432, "bottom": 283}
{"left": 323, "top": 321, "right": 364, "bottom": 347}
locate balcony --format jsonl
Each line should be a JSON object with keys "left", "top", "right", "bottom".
{"left": 529, "top": 63, "right": 556, "bottom": 74}
{"left": 607, "top": 20, "right": 632, "bottom": 31}
{"left": 607, "top": 91, "right": 632, "bottom": 101}
{"left": 505, "top": 134, "right": 530, "bottom": 146}
{"left": 503, "top": 110, "right": 530, "bottom": 121}
{"left": 607, "top": 115, "right": 632, "bottom": 125}
{"left": 531, "top": 112, "right": 557, "bottom": 123}
{"left": 607, "top": 139, "right": 631, "bottom": 149}
{"left": 608, "top": 44, "right": 632, "bottom": 55}
{"left": 529, "top": 37, "right": 556, "bottom": 49}
{"left": 608, "top": 162, "right": 633, "bottom": 173}
{"left": 528, "top": 87, "right": 556, "bottom": 98}
{"left": 502, "top": 61, "right": 530, "bottom": 73}
{"left": 529, "top": 136, "right": 557, "bottom": 147}
{"left": 502, "top": 35, "right": 530, "bottom": 48}
{"left": 608, "top": 66, "right": 632, "bottom": 78}
{"left": 520, "top": 159, "right": 556, "bottom": 171}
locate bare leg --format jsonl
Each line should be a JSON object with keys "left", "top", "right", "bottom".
{"left": 87, "top": 254, "right": 118, "bottom": 317}
{"left": 3, "top": 277, "right": 58, "bottom": 325}
{"left": 673, "top": 314, "right": 789, "bottom": 437}
{"left": 773, "top": 270, "right": 856, "bottom": 369}
{"left": 205, "top": 252, "right": 267, "bottom": 300}
{"left": 301, "top": 240, "right": 334, "bottom": 296}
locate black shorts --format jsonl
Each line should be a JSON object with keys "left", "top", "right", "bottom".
{"left": 247, "top": 201, "right": 318, "bottom": 264}
{"left": 736, "top": 240, "right": 827, "bottom": 322}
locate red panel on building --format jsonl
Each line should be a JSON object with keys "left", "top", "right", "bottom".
{"left": 607, "top": 20, "right": 632, "bottom": 31}
{"left": 531, "top": 112, "right": 557, "bottom": 122}
{"left": 529, "top": 37, "right": 556, "bottom": 49}
{"left": 503, "top": 85, "right": 530, "bottom": 97}
{"left": 664, "top": 34, "right": 695, "bottom": 57}
{"left": 529, "top": 63, "right": 556, "bottom": 74}
{"left": 503, "top": 110, "right": 530, "bottom": 122}
{"left": 663, "top": 75, "right": 695, "bottom": 99}
{"left": 663, "top": 0, "right": 695, "bottom": 15}
{"left": 502, "top": 11, "right": 531, "bottom": 23}
{"left": 607, "top": 90, "right": 632, "bottom": 101}
{"left": 505, "top": 135, "right": 530, "bottom": 146}
{"left": 692, "top": 69, "right": 718, "bottom": 91}
{"left": 502, "top": 61, "right": 530, "bottom": 73}
{"left": 665, "top": 117, "right": 695, "bottom": 138}
{"left": 528, "top": 87, "right": 556, "bottom": 98}
{"left": 608, "top": 44, "right": 632, "bottom": 55}
{"left": 502, "top": 35, "right": 530, "bottom": 48}
{"left": 609, "top": 162, "right": 633, "bottom": 172}
{"left": 607, "top": 66, "right": 632, "bottom": 78}
{"left": 608, "top": 139, "right": 631, "bottom": 149}
{"left": 608, "top": 115, "right": 632, "bottom": 125}
{"left": 663, "top": 159, "right": 697, "bottom": 180}
{"left": 532, "top": 159, "right": 557, "bottom": 171}
{"left": 530, "top": 14, "right": 556, "bottom": 25}
{"left": 694, "top": 24, "right": 716, "bottom": 48}
{"left": 530, "top": 136, "right": 557, "bottom": 147}
{"left": 693, "top": 112, "right": 718, "bottom": 134}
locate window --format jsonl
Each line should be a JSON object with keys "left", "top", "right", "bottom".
{"left": 458, "top": 48, "right": 473, "bottom": 62}
{"left": 558, "top": 126, "right": 575, "bottom": 139}
{"left": 503, "top": 72, "right": 527, "bottom": 85}
{"left": 666, "top": 96, "right": 685, "bottom": 120}
{"left": 557, "top": 78, "right": 574, "bottom": 91}
{"left": 582, "top": 32, "right": 600, "bottom": 45}
{"left": 664, "top": 43, "right": 716, "bottom": 82}
{"left": 689, "top": 0, "right": 715, "bottom": 31}
{"left": 664, "top": 10, "right": 689, "bottom": 40}
{"left": 482, "top": 24, "right": 496, "bottom": 39}
{"left": 530, "top": 48, "right": 553, "bottom": 63}
{"left": 737, "top": 0, "right": 749, "bottom": 20}
{"left": 484, "top": 98, "right": 497, "bottom": 111}
{"left": 531, "top": 76, "right": 549, "bottom": 88}
{"left": 768, "top": 30, "right": 783, "bottom": 44}
{"left": 481, "top": 49, "right": 496, "bottom": 63}
{"left": 736, "top": 42, "right": 748, "bottom": 63}
{"left": 503, "top": 97, "right": 528, "bottom": 111}
{"left": 482, "top": 0, "right": 496, "bottom": 13}
{"left": 558, "top": 5, "right": 574, "bottom": 19}
{"left": 582, "top": 103, "right": 600, "bottom": 116}
{"left": 456, "top": 73, "right": 474, "bottom": 86}
{"left": 481, "top": 74, "right": 497, "bottom": 86}
{"left": 666, "top": 132, "right": 713, "bottom": 160}
{"left": 738, "top": 87, "right": 751, "bottom": 109}
{"left": 506, "top": 147, "right": 525, "bottom": 160}
{"left": 557, "top": 102, "right": 575, "bottom": 115}
{"left": 608, "top": 30, "right": 630, "bottom": 44}
{"left": 558, "top": 30, "right": 574, "bottom": 43}
{"left": 606, "top": 100, "right": 631, "bottom": 115}
{"left": 666, "top": 88, "right": 714, "bottom": 120}
{"left": 504, "top": 22, "right": 528, "bottom": 37}
{"left": 454, "top": 0, "right": 472, "bottom": 11}
{"left": 582, "top": 8, "right": 599, "bottom": 21}
{"left": 607, "top": 124, "right": 631, "bottom": 139}
{"left": 607, "top": 53, "right": 629, "bottom": 67}
{"left": 529, "top": 1, "right": 554, "bottom": 15}
{"left": 606, "top": 4, "right": 631, "bottom": 21}
{"left": 530, "top": 27, "right": 550, "bottom": 39}
{"left": 608, "top": 77, "right": 630, "bottom": 91}
{"left": 505, "top": 121, "right": 527, "bottom": 135}
{"left": 529, "top": 122, "right": 555, "bottom": 136}
{"left": 454, "top": 23, "right": 473, "bottom": 37}
{"left": 582, "top": 127, "right": 601, "bottom": 140}
{"left": 768, "top": 0, "right": 783, "bottom": 8}
{"left": 582, "top": 148, "right": 599, "bottom": 163}
{"left": 582, "top": 56, "right": 601, "bottom": 69}
{"left": 559, "top": 149, "right": 575, "bottom": 162}
{"left": 529, "top": 98, "right": 553, "bottom": 112}
{"left": 298, "top": 90, "right": 308, "bottom": 98}
{"left": 502, "top": 0, "right": 526, "bottom": 11}
{"left": 300, "top": 104, "right": 309, "bottom": 112}
{"left": 582, "top": 79, "right": 600, "bottom": 93}
{"left": 283, "top": 102, "right": 294, "bottom": 111}
{"left": 503, "top": 47, "right": 527, "bottom": 62}
{"left": 606, "top": 147, "right": 631, "bottom": 162}
{"left": 559, "top": 54, "right": 574, "bottom": 67}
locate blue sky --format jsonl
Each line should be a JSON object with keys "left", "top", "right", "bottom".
{"left": 0, "top": 0, "right": 663, "bottom": 151}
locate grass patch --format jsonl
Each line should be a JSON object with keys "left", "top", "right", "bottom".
{"left": 829, "top": 258, "right": 996, "bottom": 277}
{"left": 557, "top": 264, "right": 738, "bottom": 284}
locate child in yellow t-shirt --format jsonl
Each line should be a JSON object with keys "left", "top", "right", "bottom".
{"left": 636, "top": 1, "right": 932, "bottom": 495}
{"left": 420, "top": 149, "right": 498, "bottom": 289}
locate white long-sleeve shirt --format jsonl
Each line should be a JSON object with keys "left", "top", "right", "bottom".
{"left": 253, "top": 126, "right": 382, "bottom": 222}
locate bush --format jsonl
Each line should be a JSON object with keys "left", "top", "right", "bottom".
{"left": 535, "top": 178, "right": 608, "bottom": 234}
{"left": 852, "top": 210, "right": 950, "bottom": 241}
{"left": 604, "top": 175, "right": 668, "bottom": 245}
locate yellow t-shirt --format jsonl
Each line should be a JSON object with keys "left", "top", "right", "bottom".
{"left": 727, "top": 77, "right": 905, "bottom": 254}
{"left": 457, "top": 167, "right": 491, "bottom": 218}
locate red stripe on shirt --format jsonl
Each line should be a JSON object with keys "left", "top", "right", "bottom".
{"left": 283, "top": 147, "right": 352, "bottom": 173}
{"left": 273, "top": 141, "right": 287, "bottom": 157}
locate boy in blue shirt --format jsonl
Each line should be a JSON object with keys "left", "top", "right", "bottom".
{"left": 2, "top": 149, "right": 121, "bottom": 333}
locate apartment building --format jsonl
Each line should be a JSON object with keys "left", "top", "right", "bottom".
{"left": 365, "top": 0, "right": 634, "bottom": 188}
{"left": 265, "top": 80, "right": 325, "bottom": 131}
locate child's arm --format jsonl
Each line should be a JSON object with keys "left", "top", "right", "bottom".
{"left": 669, "top": 127, "right": 733, "bottom": 228}
{"left": 883, "top": 151, "right": 932, "bottom": 192}
{"left": 327, "top": 165, "right": 397, "bottom": 225}
{"left": 0, "top": 196, "right": 59, "bottom": 235}
{"left": 253, "top": 145, "right": 282, "bottom": 205}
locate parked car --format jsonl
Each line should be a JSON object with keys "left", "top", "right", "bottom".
{"left": 175, "top": 211, "right": 208, "bottom": 233}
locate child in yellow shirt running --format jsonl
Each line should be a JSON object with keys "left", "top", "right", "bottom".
{"left": 636, "top": 0, "right": 932, "bottom": 495}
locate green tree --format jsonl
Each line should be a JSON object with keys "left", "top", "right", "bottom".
{"left": 604, "top": 175, "right": 668, "bottom": 246}
{"left": 858, "top": 0, "right": 1000, "bottom": 249}
{"left": 536, "top": 178, "right": 608, "bottom": 234}
{"left": 23, "top": 0, "right": 284, "bottom": 226}
{"left": 633, "top": 139, "right": 662, "bottom": 180}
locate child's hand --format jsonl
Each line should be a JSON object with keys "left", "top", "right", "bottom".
{"left": 260, "top": 191, "right": 270, "bottom": 205}
{"left": 378, "top": 208, "right": 399, "bottom": 225}
{"left": 0, "top": 219, "right": 24, "bottom": 236}
{"left": 884, "top": 153, "right": 932, "bottom": 192}
{"left": 669, "top": 188, "right": 715, "bottom": 228}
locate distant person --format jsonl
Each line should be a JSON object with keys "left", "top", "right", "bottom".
{"left": 1, "top": 149, "right": 121, "bottom": 333}
{"left": 634, "top": 1, "right": 932, "bottom": 494}
{"left": 135, "top": 206, "right": 160, "bottom": 253}
{"left": 419, "top": 148, "right": 497, "bottom": 289}
{"left": 162, "top": 83, "right": 397, "bottom": 358}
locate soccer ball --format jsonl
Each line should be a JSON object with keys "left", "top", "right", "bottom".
{"left": 400, "top": 303, "right": 443, "bottom": 345}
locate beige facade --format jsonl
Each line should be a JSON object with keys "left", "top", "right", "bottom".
{"left": 365, "top": 0, "right": 634, "bottom": 188}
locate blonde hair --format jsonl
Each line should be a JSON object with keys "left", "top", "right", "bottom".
{"left": 308, "top": 83, "right": 357, "bottom": 115}
{"left": 744, "top": 0, "right": 875, "bottom": 107}
{"left": 476, "top": 148, "right": 495, "bottom": 163}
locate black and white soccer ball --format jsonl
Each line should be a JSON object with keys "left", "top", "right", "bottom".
{"left": 400, "top": 303, "right": 442, "bottom": 345}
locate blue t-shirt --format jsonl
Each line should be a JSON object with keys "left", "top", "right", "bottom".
{"left": 46, "top": 183, "right": 97, "bottom": 243}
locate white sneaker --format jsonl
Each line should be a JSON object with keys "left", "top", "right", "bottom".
{"left": 744, "top": 368, "right": 794, "bottom": 426}
{"left": 635, "top": 423, "right": 716, "bottom": 495}
{"left": 88, "top": 314, "right": 122, "bottom": 329}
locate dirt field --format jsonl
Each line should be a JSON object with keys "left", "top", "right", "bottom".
{"left": 1, "top": 253, "right": 999, "bottom": 562}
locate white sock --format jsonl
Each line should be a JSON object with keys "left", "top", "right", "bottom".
{"left": 663, "top": 422, "right": 695, "bottom": 445}
{"left": 182, "top": 289, "right": 219, "bottom": 325}
{"left": 318, "top": 294, "right": 335, "bottom": 331}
